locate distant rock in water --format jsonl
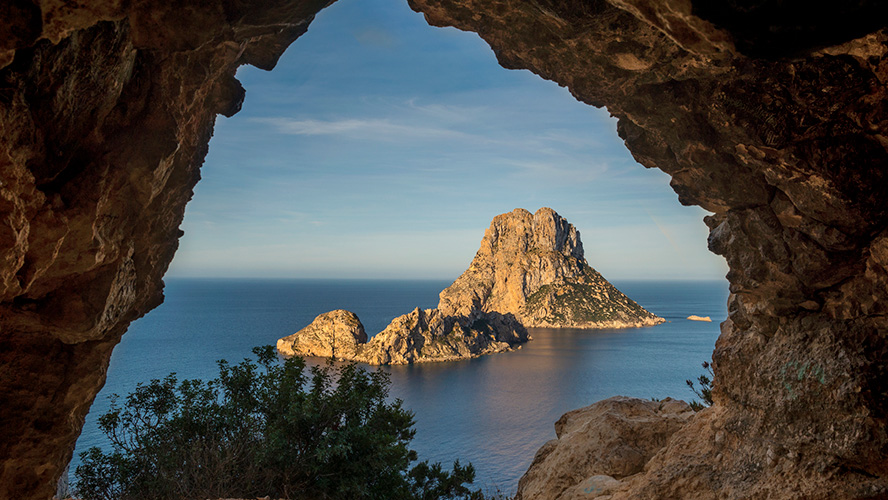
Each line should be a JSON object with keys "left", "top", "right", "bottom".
{"left": 278, "top": 306, "right": 527, "bottom": 365}
{"left": 277, "top": 208, "right": 663, "bottom": 365}
{"left": 686, "top": 315, "right": 713, "bottom": 322}
{"left": 276, "top": 310, "right": 367, "bottom": 359}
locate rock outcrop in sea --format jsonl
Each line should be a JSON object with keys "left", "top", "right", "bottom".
{"left": 439, "top": 208, "right": 663, "bottom": 329}
{"left": 687, "top": 315, "right": 713, "bottom": 322}
{"left": 277, "top": 208, "right": 663, "bottom": 364}
{"left": 278, "top": 307, "right": 527, "bottom": 365}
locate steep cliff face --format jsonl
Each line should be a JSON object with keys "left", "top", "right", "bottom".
{"left": 0, "top": 2, "right": 333, "bottom": 499}
{"left": 404, "top": 0, "right": 888, "bottom": 497}
{"left": 1, "top": 1, "right": 887, "bottom": 499}
{"left": 439, "top": 207, "right": 662, "bottom": 328}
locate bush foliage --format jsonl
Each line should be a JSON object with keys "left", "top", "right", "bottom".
{"left": 75, "top": 346, "right": 484, "bottom": 500}
{"left": 686, "top": 361, "right": 714, "bottom": 411}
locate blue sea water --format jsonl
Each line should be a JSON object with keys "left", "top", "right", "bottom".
{"left": 71, "top": 278, "right": 728, "bottom": 494}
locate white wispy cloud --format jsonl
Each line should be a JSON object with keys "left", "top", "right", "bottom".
{"left": 405, "top": 99, "right": 485, "bottom": 122}
{"left": 251, "top": 117, "right": 474, "bottom": 142}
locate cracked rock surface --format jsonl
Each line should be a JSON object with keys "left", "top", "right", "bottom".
{"left": 0, "top": 2, "right": 331, "bottom": 498}
{"left": 278, "top": 208, "right": 656, "bottom": 365}
{"left": 404, "top": 0, "right": 888, "bottom": 497}
{"left": 1, "top": 1, "right": 887, "bottom": 499}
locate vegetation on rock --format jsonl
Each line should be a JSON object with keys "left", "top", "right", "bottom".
{"left": 74, "top": 346, "right": 485, "bottom": 500}
{"left": 686, "top": 361, "right": 714, "bottom": 411}
{"left": 438, "top": 208, "right": 662, "bottom": 330}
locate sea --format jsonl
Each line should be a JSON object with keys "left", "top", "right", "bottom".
{"left": 70, "top": 278, "right": 728, "bottom": 495}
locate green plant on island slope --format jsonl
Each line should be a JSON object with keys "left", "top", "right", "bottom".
{"left": 75, "top": 346, "right": 487, "bottom": 500}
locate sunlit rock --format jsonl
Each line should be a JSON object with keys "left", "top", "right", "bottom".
{"left": 2, "top": 0, "right": 888, "bottom": 498}
{"left": 516, "top": 396, "right": 694, "bottom": 500}
{"left": 276, "top": 309, "right": 367, "bottom": 359}
{"left": 439, "top": 208, "right": 663, "bottom": 329}
{"left": 686, "top": 315, "right": 712, "bottom": 322}
{"left": 277, "top": 208, "right": 659, "bottom": 364}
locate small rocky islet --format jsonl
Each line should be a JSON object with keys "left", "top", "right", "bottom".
{"left": 277, "top": 208, "right": 664, "bottom": 364}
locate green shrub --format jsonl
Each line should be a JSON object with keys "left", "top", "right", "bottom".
{"left": 75, "top": 346, "right": 485, "bottom": 500}
{"left": 686, "top": 361, "right": 714, "bottom": 411}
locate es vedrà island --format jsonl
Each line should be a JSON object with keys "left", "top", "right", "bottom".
{"left": 277, "top": 208, "right": 664, "bottom": 364}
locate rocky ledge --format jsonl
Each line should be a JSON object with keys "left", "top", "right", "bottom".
{"left": 277, "top": 208, "right": 661, "bottom": 364}
{"left": 515, "top": 397, "right": 696, "bottom": 500}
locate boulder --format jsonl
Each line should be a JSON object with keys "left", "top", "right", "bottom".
{"left": 516, "top": 397, "right": 694, "bottom": 500}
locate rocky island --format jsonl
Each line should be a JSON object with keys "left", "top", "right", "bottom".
{"left": 277, "top": 208, "right": 663, "bottom": 364}
{"left": 687, "top": 315, "right": 713, "bottom": 322}
{"left": 439, "top": 208, "right": 663, "bottom": 329}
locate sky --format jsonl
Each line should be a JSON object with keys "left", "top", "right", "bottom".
{"left": 166, "top": 0, "right": 728, "bottom": 281}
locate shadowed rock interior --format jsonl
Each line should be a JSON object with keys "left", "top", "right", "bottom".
{"left": 0, "top": 1, "right": 886, "bottom": 499}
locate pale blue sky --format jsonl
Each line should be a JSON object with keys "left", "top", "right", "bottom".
{"left": 167, "top": 0, "right": 728, "bottom": 281}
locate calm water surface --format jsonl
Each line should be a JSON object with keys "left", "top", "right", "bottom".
{"left": 72, "top": 278, "right": 727, "bottom": 494}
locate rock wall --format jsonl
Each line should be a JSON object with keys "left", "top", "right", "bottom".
{"left": 404, "top": 0, "right": 888, "bottom": 497}
{"left": 1, "top": 1, "right": 886, "bottom": 499}
{"left": 0, "top": 2, "right": 333, "bottom": 499}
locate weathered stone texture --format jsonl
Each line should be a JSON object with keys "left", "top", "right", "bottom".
{"left": 515, "top": 397, "right": 694, "bottom": 500}
{"left": 277, "top": 208, "right": 657, "bottom": 365}
{"left": 280, "top": 306, "right": 526, "bottom": 365}
{"left": 2, "top": 0, "right": 888, "bottom": 499}
{"left": 0, "top": 2, "right": 331, "bottom": 499}
{"left": 276, "top": 309, "right": 367, "bottom": 359}
{"left": 439, "top": 207, "right": 662, "bottom": 328}
{"left": 404, "top": 0, "right": 888, "bottom": 497}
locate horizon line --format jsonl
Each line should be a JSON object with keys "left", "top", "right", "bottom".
{"left": 163, "top": 274, "right": 728, "bottom": 282}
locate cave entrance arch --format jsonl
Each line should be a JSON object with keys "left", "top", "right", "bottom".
{"left": 1, "top": 0, "right": 887, "bottom": 499}
{"left": 71, "top": 0, "right": 728, "bottom": 492}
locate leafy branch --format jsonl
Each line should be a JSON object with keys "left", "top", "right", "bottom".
{"left": 686, "top": 361, "right": 713, "bottom": 411}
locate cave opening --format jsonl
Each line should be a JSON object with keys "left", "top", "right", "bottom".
{"left": 67, "top": 0, "right": 728, "bottom": 494}
{"left": 4, "top": 1, "right": 888, "bottom": 499}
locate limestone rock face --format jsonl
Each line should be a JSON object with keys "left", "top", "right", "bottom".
{"left": 278, "top": 306, "right": 526, "bottom": 365}
{"left": 276, "top": 310, "right": 367, "bottom": 359}
{"left": 407, "top": 1, "right": 888, "bottom": 498}
{"left": 2, "top": 1, "right": 888, "bottom": 499}
{"left": 359, "top": 307, "right": 525, "bottom": 365}
{"left": 438, "top": 208, "right": 663, "bottom": 328}
{"left": 0, "top": 2, "right": 332, "bottom": 498}
{"left": 278, "top": 208, "right": 657, "bottom": 365}
{"left": 516, "top": 397, "right": 694, "bottom": 500}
